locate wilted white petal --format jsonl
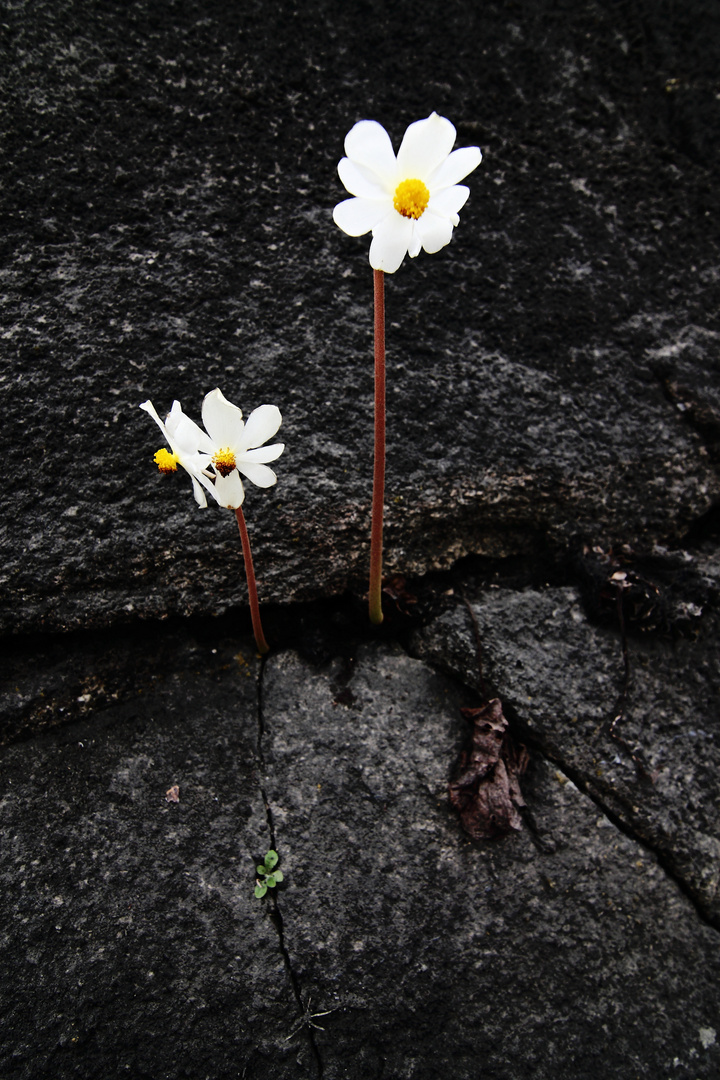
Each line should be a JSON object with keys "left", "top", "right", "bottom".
{"left": 428, "top": 146, "right": 482, "bottom": 190}
{"left": 238, "top": 404, "right": 282, "bottom": 451}
{"left": 169, "top": 404, "right": 215, "bottom": 456}
{"left": 140, "top": 399, "right": 169, "bottom": 440}
{"left": 141, "top": 399, "right": 217, "bottom": 506}
{"left": 213, "top": 470, "right": 245, "bottom": 509}
{"left": 344, "top": 120, "right": 397, "bottom": 185}
{"left": 333, "top": 197, "right": 389, "bottom": 237}
{"left": 338, "top": 158, "right": 389, "bottom": 199}
{"left": 369, "top": 213, "right": 414, "bottom": 273}
{"left": 237, "top": 461, "right": 278, "bottom": 488}
{"left": 202, "top": 388, "right": 244, "bottom": 449}
{"left": 415, "top": 211, "right": 455, "bottom": 254}
{"left": 190, "top": 475, "right": 209, "bottom": 508}
{"left": 184, "top": 451, "right": 216, "bottom": 481}
{"left": 396, "top": 113, "right": 457, "bottom": 181}
{"left": 244, "top": 442, "right": 285, "bottom": 463}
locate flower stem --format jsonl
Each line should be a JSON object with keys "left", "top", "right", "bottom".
{"left": 369, "top": 268, "right": 386, "bottom": 625}
{"left": 235, "top": 506, "right": 270, "bottom": 655}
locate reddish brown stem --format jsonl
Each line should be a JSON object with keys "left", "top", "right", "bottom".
{"left": 235, "top": 506, "right": 269, "bottom": 655}
{"left": 369, "top": 268, "right": 386, "bottom": 625}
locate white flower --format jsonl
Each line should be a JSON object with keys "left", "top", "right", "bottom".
{"left": 333, "top": 112, "right": 482, "bottom": 274}
{"left": 141, "top": 389, "right": 284, "bottom": 511}
{"left": 140, "top": 398, "right": 217, "bottom": 508}
{"left": 199, "top": 388, "right": 284, "bottom": 509}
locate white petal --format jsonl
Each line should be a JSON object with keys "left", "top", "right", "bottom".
{"left": 428, "top": 184, "right": 470, "bottom": 221}
{"left": 427, "top": 146, "right": 482, "bottom": 190}
{"left": 180, "top": 454, "right": 219, "bottom": 499}
{"left": 415, "top": 211, "right": 455, "bottom": 254}
{"left": 190, "top": 475, "right": 208, "bottom": 508}
{"left": 338, "top": 158, "right": 389, "bottom": 199}
{"left": 244, "top": 442, "right": 284, "bottom": 464}
{"left": 369, "top": 213, "right": 414, "bottom": 273}
{"left": 165, "top": 400, "right": 185, "bottom": 433}
{"left": 344, "top": 120, "right": 397, "bottom": 186}
{"left": 168, "top": 402, "right": 215, "bottom": 455}
{"left": 237, "top": 461, "right": 278, "bottom": 488}
{"left": 396, "top": 113, "right": 456, "bottom": 181}
{"left": 141, "top": 400, "right": 216, "bottom": 504}
{"left": 141, "top": 399, "right": 202, "bottom": 460}
{"left": 239, "top": 405, "right": 282, "bottom": 451}
{"left": 202, "top": 388, "right": 244, "bottom": 449}
{"left": 140, "top": 399, "right": 169, "bottom": 442}
{"left": 408, "top": 224, "right": 422, "bottom": 258}
{"left": 333, "top": 196, "right": 390, "bottom": 237}
{"left": 213, "top": 470, "right": 245, "bottom": 509}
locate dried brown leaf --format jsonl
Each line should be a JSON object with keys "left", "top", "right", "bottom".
{"left": 449, "top": 699, "right": 528, "bottom": 840}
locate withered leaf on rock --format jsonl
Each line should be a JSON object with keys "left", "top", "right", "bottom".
{"left": 449, "top": 699, "right": 528, "bottom": 840}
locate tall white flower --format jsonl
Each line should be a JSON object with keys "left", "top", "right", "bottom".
{"left": 200, "top": 388, "right": 284, "bottom": 509}
{"left": 140, "top": 399, "right": 216, "bottom": 508}
{"left": 333, "top": 112, "right": 482, "bottom": 274}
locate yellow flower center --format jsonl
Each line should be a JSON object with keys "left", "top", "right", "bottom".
{"left": 393, "top": 178, "right": 430, "bottom": 220}
{"left": 154, "top": 448, "right": 178, "bottom": 473}
{"left": 213, "top": 448, "right": 236, "bottom": 477}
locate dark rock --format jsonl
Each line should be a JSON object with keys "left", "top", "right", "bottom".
{"left": 0, "top": 632, "right": 319, "bottom": 1079}
{"left": 261, "top": 643, "right": 720, "bottom": 1079}
{"left": 2, "top": 0, "right": 720, "bottom": 633}
{"left": 2, "top": 625, "right": 720, "bottom": 1077}
{"left": 3, "top": 1, "right": 720, "bottom": 1075}
{"left": 411, "top": 571, "right": 720, "bottom": 924}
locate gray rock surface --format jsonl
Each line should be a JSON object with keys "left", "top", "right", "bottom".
{"left": 261, "top": 643, "right": 720, "bottom": 1079}
{"left": 3, "top": 0, "right": 720, "bottom": 633}
{"left": 411, "top": 571, "right": 720, "bottom": 924}
{"left": 0, "top": 631, "right": 317, "bottom": 1079}
{"left": 3, "top": 635, "right": 720, "bottom": 1078}
{"left": 3, "top": 1, "right": 720, "bottom": 1075}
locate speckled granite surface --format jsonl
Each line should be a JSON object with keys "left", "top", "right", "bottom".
{"left": 2, "top": 2, "right": 720, "bottom": 1076}
{"left": 2, "top": 0, "right": 719, "bottom": 632}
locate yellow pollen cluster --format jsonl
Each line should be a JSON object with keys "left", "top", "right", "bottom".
{"left": 154, "top": 448, "right": 178, "bottom": 473}
{"left": 393, "top": 178, "right": 430, "bottom": 220}
{"left": 213, "top": 447, "right": 237, "bottom": 477}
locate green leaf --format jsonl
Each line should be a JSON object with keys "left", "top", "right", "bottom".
{"left": 256, "top": 865, "right": 267, "bottom": 875}
{"left": 264, "top": 850, "right": 279, "bottom": 870}
{"left": 254, "top": 883, "right": 267, "bottom": 899}
{"left": 266, "top": 874, "right": 276, "bottom": 888}
{"left": 273, "top": 870, "right": 284, "bottom": 883}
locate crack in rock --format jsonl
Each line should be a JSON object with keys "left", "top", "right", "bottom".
{"left": 409, "top": 584, "right": 720, "bottom": 927}
{"left": 256, "top": 655, "right": 324, "bottom": 1079}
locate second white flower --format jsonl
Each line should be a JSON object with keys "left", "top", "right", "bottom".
{"left": 200, "top": 388, "right": 284, "bottom": 509}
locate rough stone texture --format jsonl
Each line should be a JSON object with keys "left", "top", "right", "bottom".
{"left": 0, "top": 632, "right": 316, "bottom": 1079}
{"left": 260, "top": 643, "right": 720, "bottom": 1079}
{"left": 3, "top": 1, "right": 720, "bottom": 1075}
{"left": 3, "top": 634, "right": 720, "bottom": 1078}
{"left": 411, "top": 572, "right": 720, "bottom": 924}
{"left": 3, "top": 0, "right": 720, "bottom": 633}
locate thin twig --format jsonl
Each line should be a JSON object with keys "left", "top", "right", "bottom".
{"left": 285, "top": 997, "right": 339, "bottom": 1041}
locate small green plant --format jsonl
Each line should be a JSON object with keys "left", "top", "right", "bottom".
{"left": 254, "top": 849, "right": 283, "bottom": 898}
